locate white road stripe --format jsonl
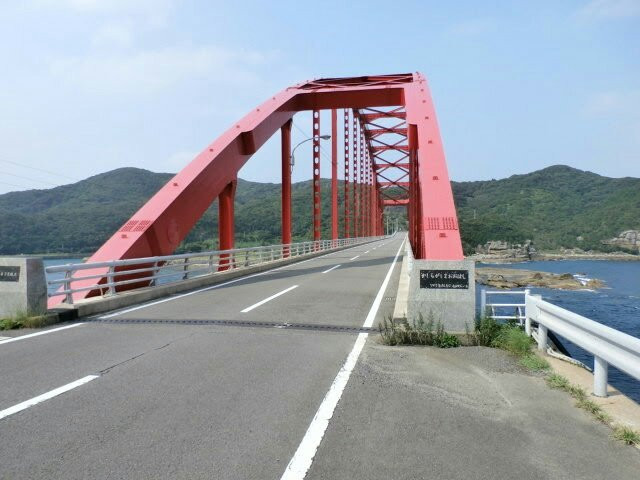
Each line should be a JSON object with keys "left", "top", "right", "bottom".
{"left": 0, "top": 375, "right": 99, "bottom": 421}
{"left": 349, "top": 255, "right": 360, "bottom": 261}
{"left": 240, "top": 285, "right": 298, "bottom": 313}
{"left": 99, "top": 240, "right": 382, "bottom": 319}
{"left": 0, "top": 323, "right": 84, "bottom": 346}
{"left": 321, "top": 265, "right": 341, "bottom": 274}
{"left": 364, "top": 250, "right": 370, "bottom": 254}
{"left": 280, "top": 237, "right": 405, "bottom": 480}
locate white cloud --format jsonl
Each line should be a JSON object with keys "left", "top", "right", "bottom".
{"left": 583, "top": 90, "right": 640, "bottom": 116}
{"left": 31, "top": 0, "right": 175, "bottom": 26}
{"left": 49, "top": 46, "right": 277, "bottom": 95}
{"left": 92, "top": 22, "right": 133, "bottom": 49}
{"left": 447, "top": 18, "right": 496, "bottom": 36}
{"left": 576, "top": 0, "right": 640, "bottom": 20}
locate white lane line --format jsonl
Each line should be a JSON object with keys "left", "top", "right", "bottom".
{"left": 0, "top": 323, "right": 84, "bottom": 346}
{"left": 99, "top": 241, "right": 382, "bottom": 319}
{"left": 364, "top": 250, "right": 371, "bottom": 254}
{"left": 349, "top": 255, "right": 360, "bottom": 261}
{"left": 321, "top": 265, "right": 341, "bottom": 274}
{"left": 0, "top": 375, "right": 99, "bottom": 421}
{"left": 280, "top": 238, "right": 404, "bottom": 480}
{"left": 240, "top": 285, "right": 298, "bottom": 313}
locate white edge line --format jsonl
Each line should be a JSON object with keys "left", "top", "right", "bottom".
{"left": 280, "top": 237, "right": 405, "bottom": 480}
{"left": 99, "top": 240, "right": 383, "bottom": 319}
{"left": 321, "top": 265, "right": 341, "bottom": 274}
{"left": 240, "top": 285, "right": 298, "bottom": 313}
{"left": 0, "top": 375, "right": 99, "bottom": 421}
{"left": 0, "top": 323, "right": 84, "bottom": 345}
{"left": 349, "top": 255, "right": 360, "bottom": 261}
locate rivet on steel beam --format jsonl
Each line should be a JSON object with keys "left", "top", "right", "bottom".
{"left": 432, "top": 176, "right": 439, "bottom": 180}
{"left": 428, "top": 140, "right": 433, "bottom": 144}
{"left": 121, "top": 233, "right": 128, "bottom": 238}
{"left": 439, "top": 232, "right": 447, "bottom": 238}
{"left": 209, "top": 148, "right": 214, "bottom": 152}
{"left": 173, "top": 182, "right": 179, "bottom": 186}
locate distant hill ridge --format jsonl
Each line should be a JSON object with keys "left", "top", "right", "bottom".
{"left": 0, "top": 165, "right": 638, "bottom": 255}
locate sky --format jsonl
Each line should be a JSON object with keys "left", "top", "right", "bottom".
{"left": 0, "top": 0, "right": 638, "bottom": 194}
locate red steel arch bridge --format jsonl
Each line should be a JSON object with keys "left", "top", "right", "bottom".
{"left": 51, "top": 72, "right": 463, "bottom": 305}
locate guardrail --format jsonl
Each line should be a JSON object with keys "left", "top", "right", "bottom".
{"left": 525, "top": 293, "right": 640, "bottom": 397}
{"left": 480, "top": 289, "right": 528, "bottom": 325}
{"left": 47, "top": 236, "right": 384, "bottom": 305}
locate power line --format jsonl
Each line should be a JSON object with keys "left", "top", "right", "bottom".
{"left": 0, "top": 171, "right": 61, "bottom": 187}
{"left": 0, "top": 159, "right": 80, "bottom": 182}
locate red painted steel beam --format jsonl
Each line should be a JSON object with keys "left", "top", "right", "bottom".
{"left": 218, "top": 180, "right": 236, "bottom": 271}
{"left": 49, "top": 73, "right": 462, "bottom": 306}
{"left": 281, "top": 120, "right": 292, "bottom": 252}
{"left": 343, "top": 109, "right": 350, "bottom": 238}
{"left": 331, "top": 109, "right": 338, "bottom": 241}
{"left": 312, "top": 110, "right": 321, "bottom": 243}
{"left": 352, "top": 111, "right": 358, "bottom": 237}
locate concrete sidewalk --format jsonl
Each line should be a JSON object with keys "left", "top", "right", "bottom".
{"left": 307, "top": 342, "right": 640, "bottom": 480}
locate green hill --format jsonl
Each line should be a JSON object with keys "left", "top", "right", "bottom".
{"left": 0, "top": 165, "right": 638, "bottom": 255}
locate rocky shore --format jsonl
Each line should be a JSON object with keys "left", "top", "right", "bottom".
{"left": 476, "top": 267, "right": 605, "bottom": 290}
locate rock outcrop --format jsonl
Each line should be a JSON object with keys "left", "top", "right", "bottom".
{"left": 473, "top": 240, "right": 537, "bottom": 261}
{"left": 602, "top": 230, "right": 640, "bottom": 252}
{"left": 476, "top": 267, "right": 604, "bottom": 290}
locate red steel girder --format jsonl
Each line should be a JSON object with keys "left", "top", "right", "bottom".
{"left": 50, "top": 72, "right": 463, "bottom": 306}
{"left": 343, "top": 109, "right": 351, "bottom": 238}
{"left": 312, "top": 109, "right": 321, "bottom": 243}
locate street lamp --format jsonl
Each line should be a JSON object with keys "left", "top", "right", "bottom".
{"left": 290, "top": 135, "right": 331, "bottom": 170}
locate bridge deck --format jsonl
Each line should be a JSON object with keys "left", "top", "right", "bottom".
{"left": 1, "top": 236, "right": 639, "bottom": 479}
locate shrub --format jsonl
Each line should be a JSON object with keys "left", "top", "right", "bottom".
{"left": 378, "top": 314, "right": 459, "bottom": 348}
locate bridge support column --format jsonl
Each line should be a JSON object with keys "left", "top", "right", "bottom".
{"left": 331, "top": 109, "right": 338, "bottom": 243}
{"left": 281, "top": 119, "right": 292, "bottom": 256}
{"left": 218, "top": 180, "right": 236, "bottom": 271}
{"left": 312, "top": 110, "right": 321, "bottom": 245}
{"left": 343, "top": 109, "right": 350, "bottom": 238}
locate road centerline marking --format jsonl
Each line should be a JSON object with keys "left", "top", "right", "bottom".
{"left": 0, "top": 375, "right": 99, "bottom": 421}
{"left": 280, "top": 237, "right": 405, "bottom": 480}
{"left": 349, "top": 255, "right": 360, "bottom": 261}
{"left": 0, "top": 323, "right": 84, "bottom": 346}
{"left": 241, "top": 285, "right": 298, "bottom": 313}
{"left": 321, "top": 265, "right": 341, "bottom": 274}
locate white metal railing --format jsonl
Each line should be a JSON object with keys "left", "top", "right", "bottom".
{"left": 47, "top": 236, "right": 384, "bottom": 305}
{"left": 525, "top": 293, "right": 640, "bottom": 398}
{"left": 480, "top": 288, "right": 529, "bottom": 324}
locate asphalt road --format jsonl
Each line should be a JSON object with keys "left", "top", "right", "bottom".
{"left": 0, "top": 237, "right": 405, "bottom": 479}
{"left": 2, "top": 234, "right": 639, "bottom": 479}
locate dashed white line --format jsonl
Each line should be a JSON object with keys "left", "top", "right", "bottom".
{"left": 349, "top": 255, "right": 360, "bottom": 261}
{"left": 280, "top": 237, "right": 405, "bottom": 480}
{"left": 0, "top": 323, "right": 84, "bottom": 346}
{"left": 0, "top": 375, "right": 99, "bottom": 421}
{"left": 321, "top": 265, "right": 341, "bottom": 274}
{"left": 241, "top": 285, "right": 298, "bottom": 313}
{"left": 99, "top": 241, "right": 380, "bottom": 319}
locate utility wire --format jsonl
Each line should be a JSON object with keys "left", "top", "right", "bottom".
{"left": 0, "top": 171, "right": 61, "bottom": 187}
{"left": 0, "top": 159, "right": 80, "bottom": 182}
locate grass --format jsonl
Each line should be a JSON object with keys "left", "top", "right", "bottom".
{"left": 467, "top": 316, "right": 550, "bottom": 372}
{"left": 613, "top": 426, "right": 640, "bottom": 446}
{"left": 378, "top": 313, "right": 460, "bottom": 348}
{"left": 0, "top": 310, "right": 50, "bottom": 330}
{"left": 546, "top": 373, "right": 640, "bottom": 447}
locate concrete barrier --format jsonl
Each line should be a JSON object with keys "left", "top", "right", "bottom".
{"left": 0, "top": 257, "right": 47, "bottom": 317}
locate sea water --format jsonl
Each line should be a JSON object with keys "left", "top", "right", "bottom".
{"left": 478, "top": 260, "right": 640, "bottom": 402}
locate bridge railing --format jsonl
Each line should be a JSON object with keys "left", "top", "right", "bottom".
{"left": 524, "top": 293, "right": 640, "bottom": 398}
{"left": 480, "top": 288, "right": 528, "bottom": 325}
{"left": 46, "top": 236, "right": 384, "bottom": 305}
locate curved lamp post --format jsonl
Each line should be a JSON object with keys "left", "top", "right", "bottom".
{"left": 290, "top": 134, "right": 331, "bottom": 170}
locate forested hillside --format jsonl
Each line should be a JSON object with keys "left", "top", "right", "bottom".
{"left": 0, "top": 165, "right": 638, "bottom": 255}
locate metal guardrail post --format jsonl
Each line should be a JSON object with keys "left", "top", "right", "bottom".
{"left": 593, "top": 356, "right": 609, "bottom": 397}
{"left": 64, "top": 269, "right": 73, "bottom": 304}
{"left": 107, "top": 266, "right": 116, "bottom": 296}
{"left": 182, "top": 257, "right": 189, "bottom": 280}
{"left": 480, "top": 289, "right": 486, "bottom": 318}
{"left": 537, "top": 323, "right": 548, "bottom": 351}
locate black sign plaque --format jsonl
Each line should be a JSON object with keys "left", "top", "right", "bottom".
{"left": 420, "top": 269, "right": 469, "bottom": 289}
{"left": 0, "top": 266, "right": 20, "bottom": 282}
